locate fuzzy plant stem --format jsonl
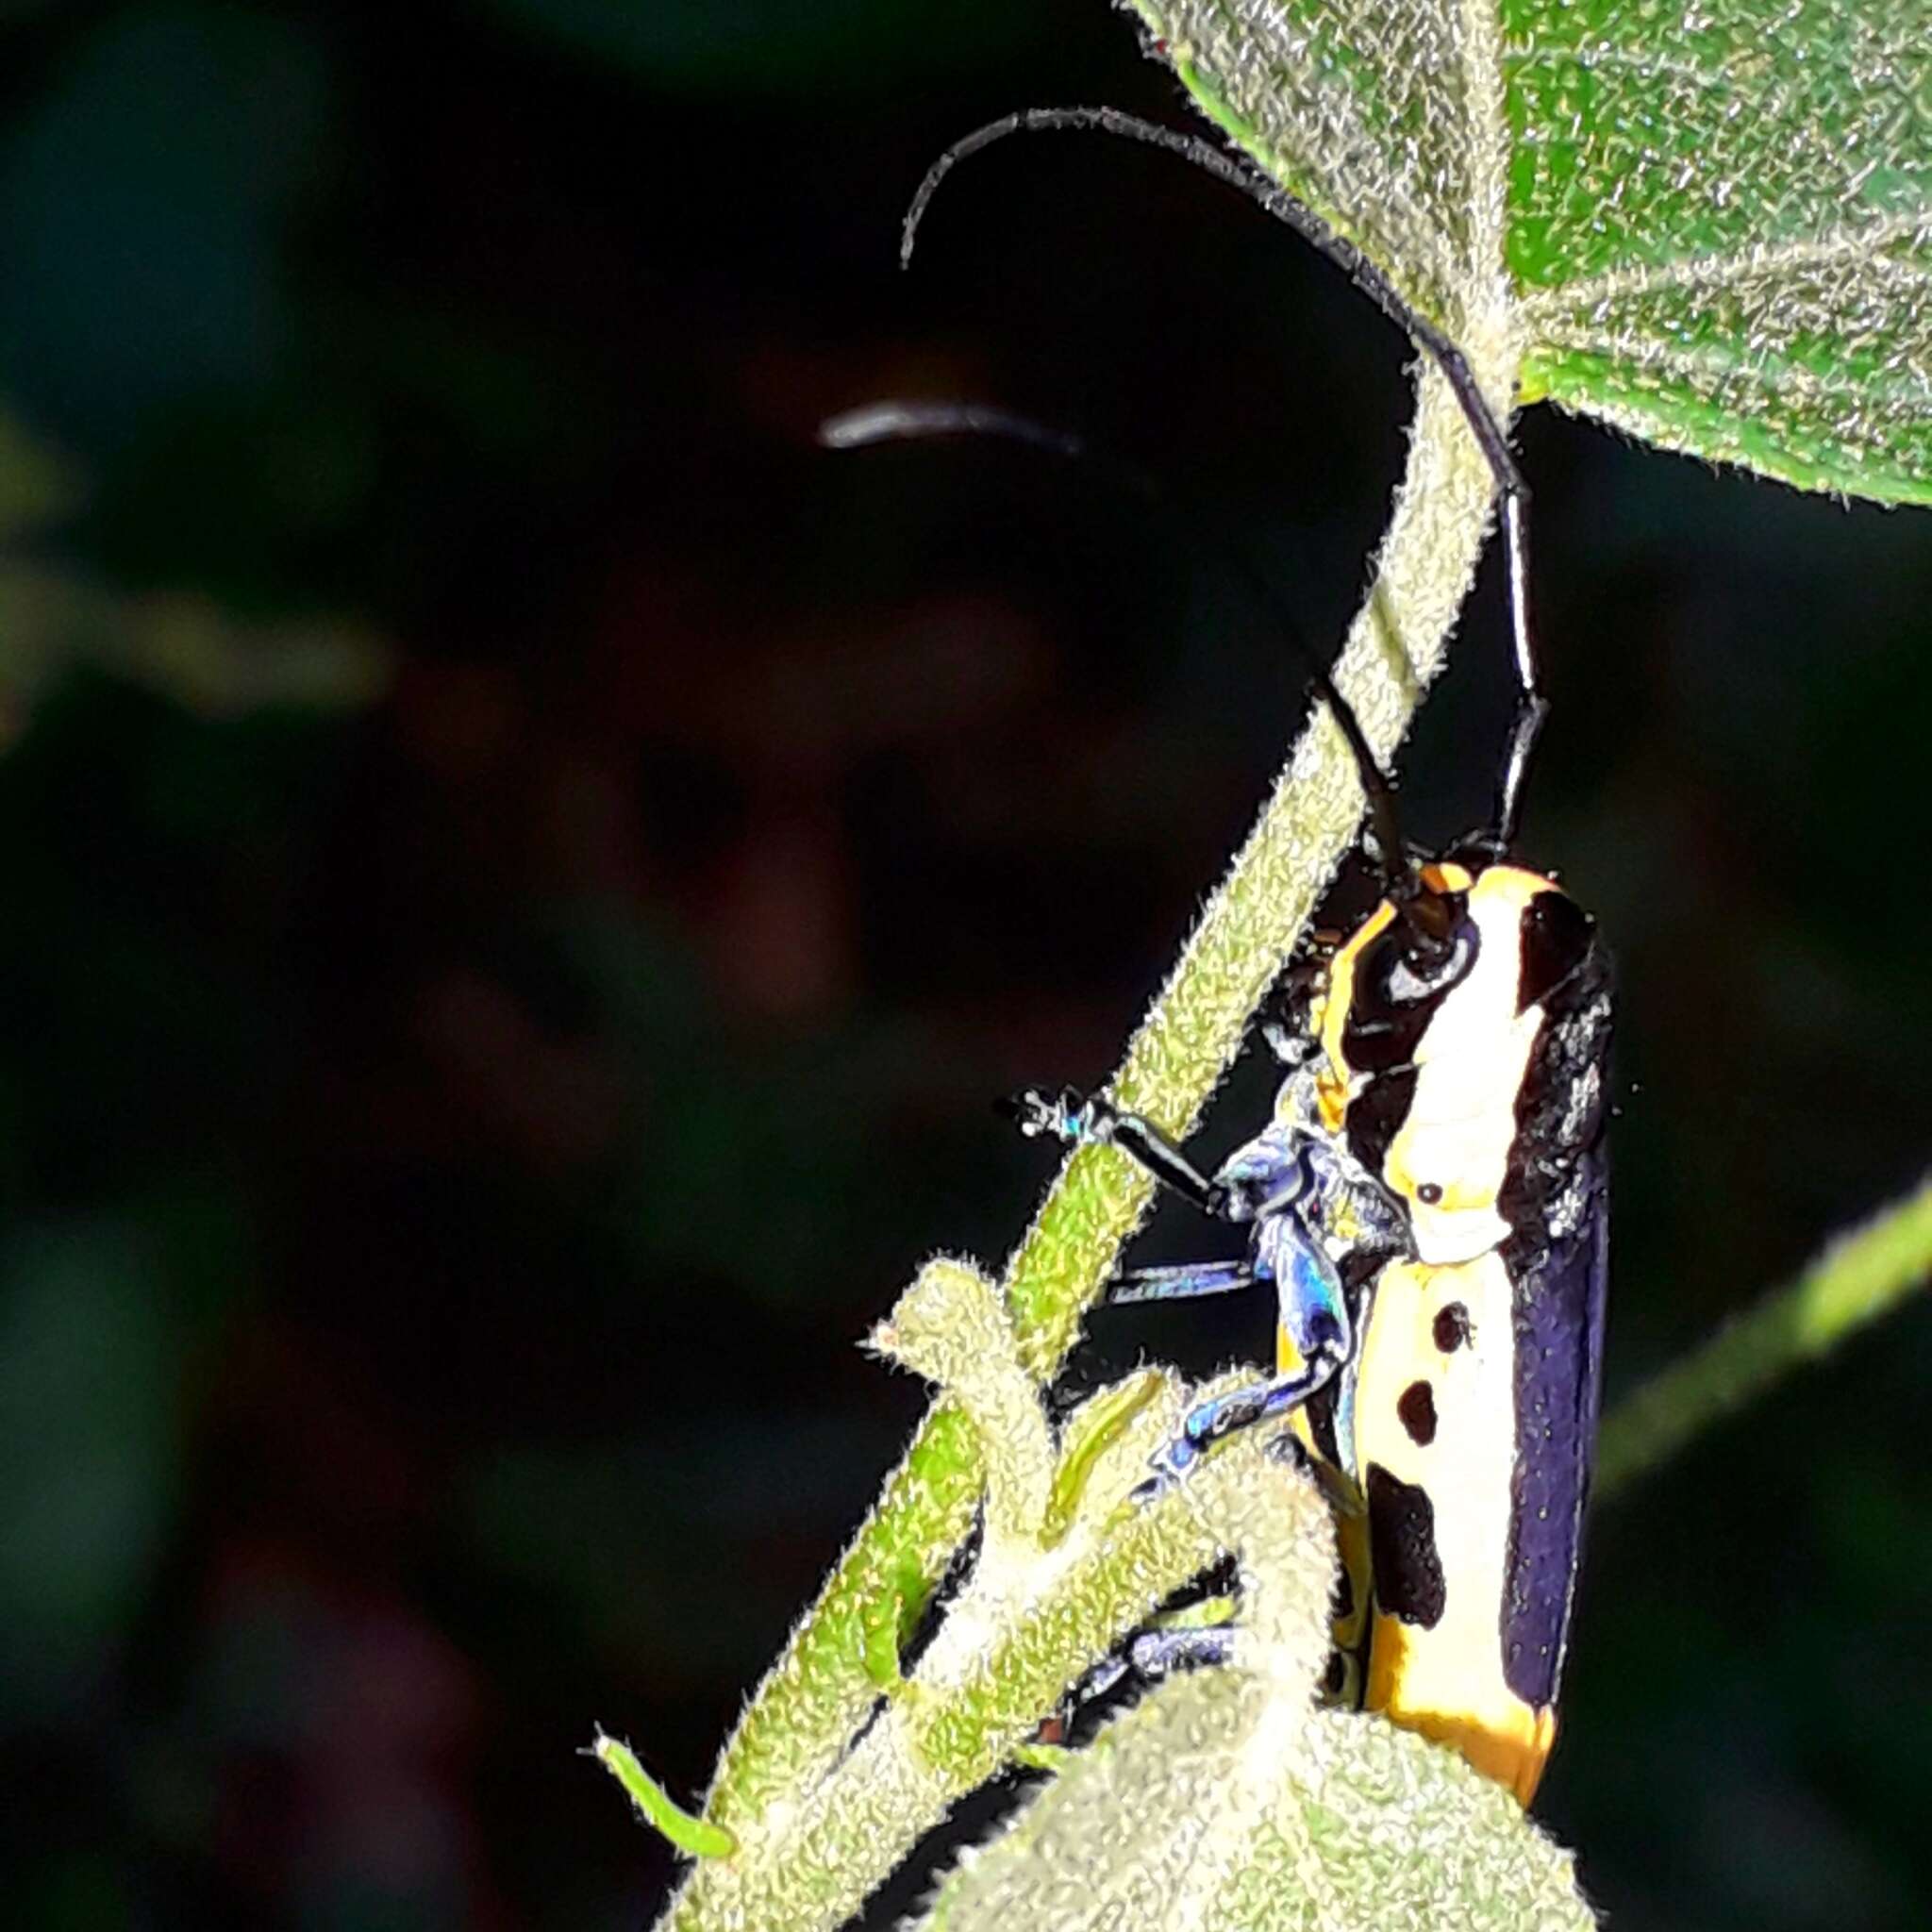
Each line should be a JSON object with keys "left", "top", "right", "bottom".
{"left": 654, "top": 1254, "right": 1337, "bottom": 1932}
{"left": 1596, "top": 1172, "right": 1932, "bottom": 1500}
{"left": 676, "top": 358, "right": 1512, "bottom": 1872}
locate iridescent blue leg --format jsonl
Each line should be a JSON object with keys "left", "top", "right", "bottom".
{"left": 1126, "top": 1626, "right": 1239, "bottom": 1676}
{"left": 1137, "top": 1229, "right": 1351, "bottom": 1490}
{"left": 1053, "top": 1623, "right": 1240, "bottom": 1732}
{"left": 1148, "top": 1354, "right": 1342, "bottom": 1486}
{"left": 1108, "top": 1260, "right": 1254, "bottom": 1304}
{"left": 1128, "top": 1360, "right": 1343, "bottom": 1504}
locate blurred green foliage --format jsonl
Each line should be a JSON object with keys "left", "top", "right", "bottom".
{"left": 0, "top": 3, "right": 1925, "bottom": 1931}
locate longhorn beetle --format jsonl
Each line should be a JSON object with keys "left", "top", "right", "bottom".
{"left": 836, "top": 107, "right": 1614, "bottom": 1807}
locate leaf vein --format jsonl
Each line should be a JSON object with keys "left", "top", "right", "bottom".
{"left": 1543, "top": 317, "right": 1932, "bottom": 418}
{"left": 1521, "top": 206, "right": 1932, "bottom": 323}
{"left": 1504, "top": 40, "right": 1737, "bottom": 94}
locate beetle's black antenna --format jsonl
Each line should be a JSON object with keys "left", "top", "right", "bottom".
{"left": 820, "top": 397, "right": 1412, "bottom": 893}
{"left": 903, "top": 105, "right": 1543, "bottom": 852}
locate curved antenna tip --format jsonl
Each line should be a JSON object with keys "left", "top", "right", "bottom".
{"left": 818, "top": 403, "right": 907, "bottom": 450}
{"left": 818, "top": 400, "right": 1085, "bottom": 462}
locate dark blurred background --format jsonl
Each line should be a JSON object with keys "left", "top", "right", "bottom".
{"left": 1, "top": 3, "right": 1927, "bottom": 1928}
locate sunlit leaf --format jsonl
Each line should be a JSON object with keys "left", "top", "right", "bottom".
{"left": 1122, "top": 0, "right": 1514, "bottom": 350}
{"left": 1125, "top": 0, "right": 1932, "bottom": 502}
{"left": 912, "top": 1674, "right": 1593, "bottom": 1932}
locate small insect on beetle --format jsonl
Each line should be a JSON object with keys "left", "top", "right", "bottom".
{"left": 832, "top": 106, "right": 1615, "bottom": 1807}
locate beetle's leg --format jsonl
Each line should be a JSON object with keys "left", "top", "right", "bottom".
{"left": 1047, "top": 1619, "right": 1240, "bottom": 1741}
{"left": 1128, "top": 1222, "right": 1353, "bottom": 1491}
{"left": 1007, "top": 1085, "right": 1234, "bottom": 1220}
{"left": 1188, "top": 1355, "right": 1341, "bottom": 1453}
{"left": 1125, "top": 1625, "right": 1239, "bottom": 1676}
{"left": 1076, "top": 1615, "right": 1240, "bottom": 1703}
{"left": 1263, "top": 1219, "right": 1353, "bottom": 1369}
{"left": 1138, "top": 1345, "right": 1348, "bottom": 1491}
{"left": 1303, "top": 1137, "right": 1410, "bottom": 1261}
{"left": 1108, "top": 1259, "right": 1254, "bottom": 1304}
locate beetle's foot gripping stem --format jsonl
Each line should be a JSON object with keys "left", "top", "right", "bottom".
{"left": 1005, "top": 1084, "right": 1236, "bottom": 1222}
{"left": 1003, "top": 1084, "right": 1114, "bottom": 1146}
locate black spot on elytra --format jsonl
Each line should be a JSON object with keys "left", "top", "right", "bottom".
{"left": 1367, "top": 1465, "right": 1446, "bottom": 1628}
{"left": 1433, "top": 1302, "right": 1473, "bottom": 1353}
{"left": 1397, "top": 1379, "right": 1439, "bottom": 1445}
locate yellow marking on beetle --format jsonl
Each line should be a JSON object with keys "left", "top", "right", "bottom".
{"left": 1387, "top": 1035, "right": 1537, "bottom": 1263}
{"left": 1311, "top": 899, "right": 1392, "bottom": 1130}
{"left": 1364, "top": 1629, "right": 1556, "bottom": 1806}
{"left": 1419, "top": 858, "right": 1474, "bottom": 895}
{"left": 1352, "top": 1250, "right": 1559, "bottom": 1805}
{"left": 1323, "top": 866, "right": 1557, "bottom": 1267}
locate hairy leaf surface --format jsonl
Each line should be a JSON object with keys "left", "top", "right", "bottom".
{"left": 1124, "top": 0, "right": 1932, "bottom": 501}
{"left": 912, "top": 1677, "right": 1595, "bottom": 1932}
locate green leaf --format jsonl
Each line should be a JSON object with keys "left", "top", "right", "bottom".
{"left": 1120, "top": 2, "right": 1520, "bottom": 384}
{"left": 1125, "top": 0, "right": 1932, "bottom": 502}
{"left": 1040, "top": 1368, "right": 1162, "bottom": 1548}
{"left": 1508, "top": 0, "right": 1932, "bottom": 502}
{"left": 911, "top": 1678, "right": 1593, "bottom": 1932}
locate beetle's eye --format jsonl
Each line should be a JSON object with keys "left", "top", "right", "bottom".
{"left": 1379, "top": 924, "right": 1477, "bottom": 1005}
{"left": 1341, "top": 916, "right": 1480, "bottom": 1074}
